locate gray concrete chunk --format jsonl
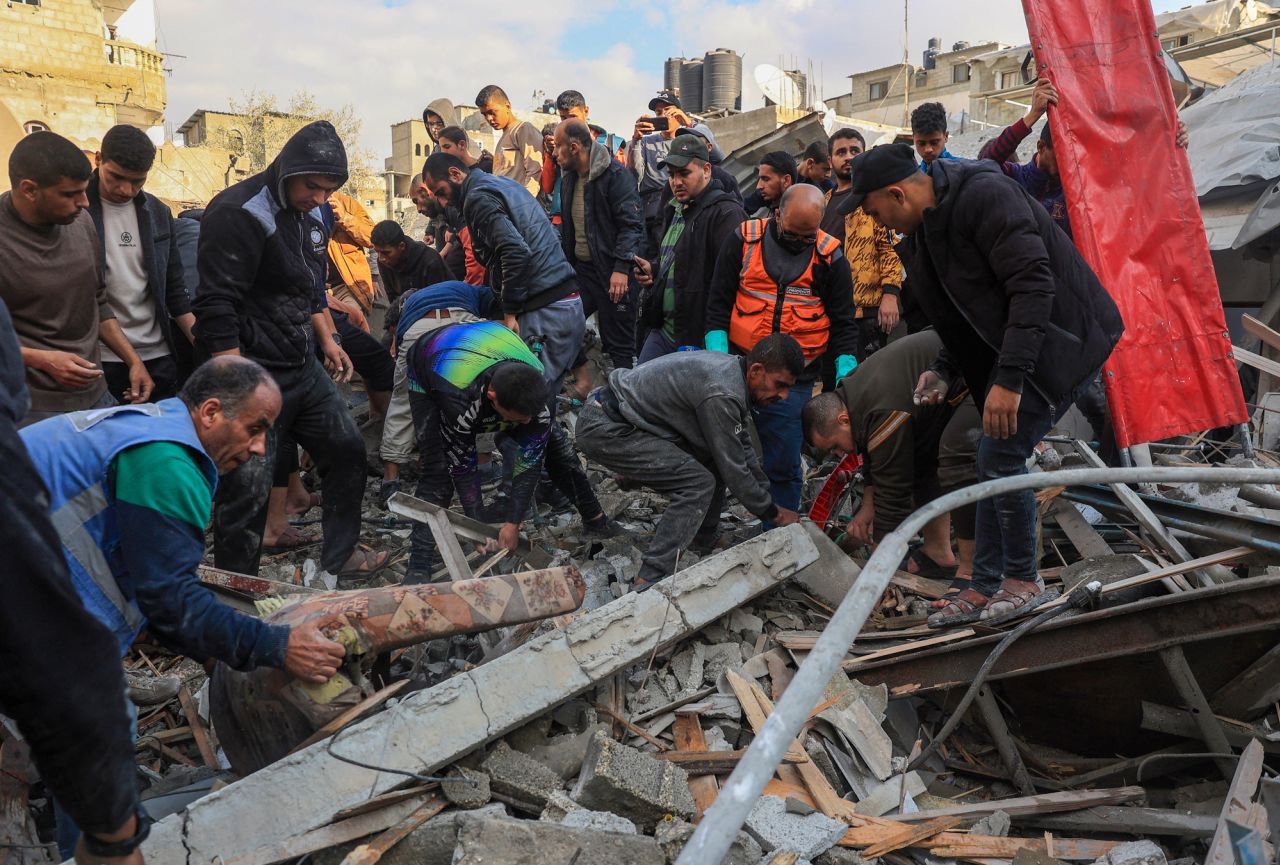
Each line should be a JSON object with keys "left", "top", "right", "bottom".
{"left": 561, "top": 809, "right": 638, "bottom": 835}
{"left": 452, "top": 814, "right": 664, "bottom": 865}
{"left": 654, "top": 818, "right": 763, "bottom": 865}
{"left": 441, "top": 766, "right": 491, "bottom": 810}
{"left": 572, "top": 732, "right": 696, "bottom": 827}
{"left": 481, "top": 742, "right": 564, "bottom": 809}
{"left": 744, "top": 796, "right": 849, "bottom": 860}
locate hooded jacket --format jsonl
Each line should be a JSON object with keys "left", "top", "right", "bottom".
{"left": 558, "top": 142, "right": 645, "bottom": 275}
{"left": 326, "top": 191, "right": 376, "bottom": 310}
{"left": 896, "top": 159, "right": 1123, "bottom": 407}
{"left": 459, "top": 169, "right": 576, "bottom": 315}
{"left": 192, "top": 121, "right": 348, "bottom": 368}
{"left": 424, "top": 98, "right": 462, "bottom": 149}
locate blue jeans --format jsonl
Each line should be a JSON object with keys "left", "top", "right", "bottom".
{"left": 638, "top": 329, "right": 678, "bottom": 364}
{"left": 752, "top": 380, "right": 814, "bottom": 513}
{"left": 55, "top": 692, "right": 139, "bottom": 858}
{"left": 971, "top": 376, "right": 1090, "bottom": 595}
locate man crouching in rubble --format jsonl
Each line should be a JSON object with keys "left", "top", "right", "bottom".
{"left": 576, "top": 333, "right": 804, "bottom": 591}
{"left": 19, "top": 356, "right": 345, "bottom": 852}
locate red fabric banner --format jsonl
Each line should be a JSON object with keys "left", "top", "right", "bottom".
{"left": 1022, "top": 0, "right": 1246, "bottom": 446}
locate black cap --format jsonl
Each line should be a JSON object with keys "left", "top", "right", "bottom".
{"left": 837, "top": 143, "right": 920, "bottom": 215}
{"left": 660, "top": 135, "right": 709, "bottom": 169}
{"left": 649, "top": 92, "right": 681, "bottom": 112}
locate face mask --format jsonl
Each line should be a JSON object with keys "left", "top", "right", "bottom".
{"left": 777, "top": 230, "right": 816, "bottom": 253}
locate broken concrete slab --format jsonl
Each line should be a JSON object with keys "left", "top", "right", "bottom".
{"left": 140, "top": 524, "right": 823, "bottom": 864}
{"left": 572, "top": 732, "right": 697, "bottom": 827}
{"left": 481, "top": 742, "right": 564, "bottom": 810}
{"left": 441, "top": 766, "right": 491, "bottom": 810}
{"left": 308, "top": 803, "right": 509, "bottom": 865}
{"left": 971, "top": 809, "right": 1011, "bottom": 837}
{"left": 561, "top": 809, "right": 638, "bottom": 835}
{"left": 704, "top": 643, "right": 746, "bottom": 685}
{"left": 453, "top": 814, "right": 665, "bottom": 865}
{"left": 655, "top": 817, "right": 763, "bottom": 865}
{"left": 539, "top": 790, "right": 584, "bottom": 822}
{"left": 526, "top": 724, "right": 612, "bottom": 779}
{"left": 852, "top": 772, "right": 927, "bottom": 817}
{"left": 1091, "top": 840, "right": 1169, "bottom": 865}
{"left": 788, "top": 521, "right": 860, "bottom": 608}
{"left": 813, "top": 849, "right": 866, "bottom": 865}
{"left": 744, "top": 796, "right": 848, "bottom": 860}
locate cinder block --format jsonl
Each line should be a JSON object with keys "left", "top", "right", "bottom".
{"left": 481, "top": 742, "right": 564, "bottom": 810}
{"left": 572, "top": 732, "right": 696, "bottom": 827}
{"left": 453, "top": 814, "right": 664, "bottom": 865}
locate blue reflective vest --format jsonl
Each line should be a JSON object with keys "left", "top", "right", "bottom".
{"left": 19, "top": 399, "right": 218, "bottom": 655}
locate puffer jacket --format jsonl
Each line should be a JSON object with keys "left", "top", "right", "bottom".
{"left": 192, "top": 121, "right": 348, "bottom": 368}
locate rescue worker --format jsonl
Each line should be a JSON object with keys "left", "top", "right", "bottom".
{"left": 703, "top": 184, "right": 858, "bottom": 514}
{"left": 576, "top": 334, "right": 804, "bottom": 590}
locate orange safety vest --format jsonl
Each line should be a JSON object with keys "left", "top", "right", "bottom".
{"left": 729, "top": 219, "right": 841, "bottom": 363}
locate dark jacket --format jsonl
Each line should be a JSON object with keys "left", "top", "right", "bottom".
{"left": 192, "top": 120, "right": 348, "bottom": 368}
{"left": 86, "top": 174, "right": 190, "bottom": 358}
{"left": 559, "top": 142, "right": 645, "bottom": 275}
{"left": 640, "top": 187, "right": 747, "bottom": 347}
{"left": 459, "top": 169, "right": 576, "bottom": 315}
{"left": 896, "top": 159, "right": 1123, "bottom": 407}
{"left": 704, "top": 217, "right": 858, "bottom": 375}
{"left": 381, "top": 238, "right": 456, "bottom": 332}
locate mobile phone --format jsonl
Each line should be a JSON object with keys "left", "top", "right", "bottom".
{"left": 646, "top": 116, "right": 671, "bottom": 131}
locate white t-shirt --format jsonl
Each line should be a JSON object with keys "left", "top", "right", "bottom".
{"left": 100, "top": 198, "right": 167, "bottom": 362}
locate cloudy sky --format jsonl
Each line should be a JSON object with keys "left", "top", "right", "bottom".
{"left": 156, "top": 0, "right": 1192, "bottom": 159}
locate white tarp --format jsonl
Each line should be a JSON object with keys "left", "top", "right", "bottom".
{"left": 1182, "top": 61, "right": 1280, "bottom": 197}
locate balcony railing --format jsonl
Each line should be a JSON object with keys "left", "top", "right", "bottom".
{"left": 103, "top": 39, "right": 163, "bottom": 74}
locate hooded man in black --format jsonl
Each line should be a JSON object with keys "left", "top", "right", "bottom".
{"left": 193, "top": 120, "right": 380, "bottom": 580}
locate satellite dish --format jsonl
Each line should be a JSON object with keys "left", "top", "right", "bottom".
{"left": 755, "top": 64, "right": 805, "bottom": 110}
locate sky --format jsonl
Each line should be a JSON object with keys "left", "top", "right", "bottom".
{"left": 156, "top": 0, "right": 1196, "bottom": 161}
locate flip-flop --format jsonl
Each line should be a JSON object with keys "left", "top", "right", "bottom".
{"left": 981, "top": 579, "right": 1061, "bottom": 626}
{"left": 338, "top": 548, "right": 389, "bottom": 578}
{"left": 927, "top": 588, "right": 990, "bottom": 628}
{"left": 901, "top": 547, "right": 959, "bottom": 580}
{"left": 630, "top": 574, "right": 665, "bottom": 593}
{"left": 262, "top": 525, "right": 321, "bottom": 553}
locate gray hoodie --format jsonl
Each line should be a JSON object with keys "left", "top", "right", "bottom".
{"left": 607, "top": 351, "right": 776, "bottom": 519}
{"left": 424, "top": 98, "right": 461, "bottom": 149}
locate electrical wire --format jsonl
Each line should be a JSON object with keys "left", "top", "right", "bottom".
{"left": 325, "top": 711, "right": 457, "bottom": 785}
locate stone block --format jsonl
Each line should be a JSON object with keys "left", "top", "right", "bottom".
{"left": 788, "top": 522, "right": 860, "bottom": 607}
{"left": 572, "top": 732, "right": 696, "bottom": 827}
{"left": 539, "top": 790, "right": 583, "bottom": 822}
{"left": 654, "top": 818, "right": 763, "bottom": 865}
{"left": 527, "top": 724, "right": 612, "bottom": 779}
{"left": 744, "top": 796, "right": 848, "bottom": 860}
{"left": 482, "top": 742, "right": 564, "bottom": 810}
{"left": 561, "top": 809, "right": 638, "bottom": 835}
{"left": 308, "top": 803, "right": 506, "bottom": 865}
{"left": 453, "top": 814, "right": 665, "bottom": 865}
{"left": 441, "top": 766, "right": 491, "bottom": 809}
{"left": 1091, "top": 840, "right": 1168, "bottom": 865}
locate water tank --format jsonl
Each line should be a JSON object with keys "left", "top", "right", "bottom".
{"left": 703, "top": 48, "right": 742, "bottom": 113}
{"left": 680, "top": 60, "right": 704, "bottom": 113}
{"left": 923, "top": 36, "right": 941, "bottom": 70}
{"left": 664, "top": 57, "right": 685, "bottom": 96}
{"left": 952, "top": 40, "right": 970, "bottom": 52}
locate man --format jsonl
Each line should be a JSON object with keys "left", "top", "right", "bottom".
{"left": 381, "top": 280, "right": 492, "bottom": 507}
{"left": 704, "top": 184, "right": 858, "bottom": 513}
{"left": 822, "top": 127, "right": 903, "bottom": 365}
{"left": 423, "top": 98, "right": 462, "bottom": 151}
{"left": 326, "top": 190, "right": 377, "bottom": 314}
{"left": 476, "top": 84, "right": 542, "bottom": 197}
{"left": 752, "top": 150, "right": 797, "bottom": 218}
{"left": 0, "top": 296, "right": 146, "bottom": 864}
{"left": 410, "top": 172, "right": 470, "bottom": 279}
{"left": 421, "top": 152, "right": 619, "bottom": 539}
{"left": 633, "top": 136, "right": 747, "bottom": 362}
{"left": 20, "top": 357, "right": 345, "bottom": 852}
{"left": 371, "top": 218, "right": 455, "bottom": 314}
{"left": 404, "top": 320, "right": 552, "bottom": 581}
{"left": 554, "top": 118, "right": 645, "bottom": 370}
{"left": 1, "top": 131, "right": 155, "bottom": 425}
{"left": 577, "top": 334, "right": 804, "bottom": 589}
{"left": 675, "top": 125, "right": 742, "bottom": 202}
{"left": 555, "top": 89, "right": 627, "bottom": 158}
{"left": 627, "top": 91, "right": 695, "bottom": 256}
{"left": 193, "top": 120, "right": 378, "bottom": 580}
{"left": 847, "top": 143, "right": 1124, "bottom": 623}
{"left": 797, "top": 140, "right": 834, "bottom": 192}
{"left": 910, "top": 102, "right": 956, "bottom": 170}
{"left": 440, "top": 125, "right": 493, "bottom": 173}
{"left": 87, "top": 124, "right": 194, "bottom": 404}
{"left": 802, "top": 331, "right": 980, "bottom": 592}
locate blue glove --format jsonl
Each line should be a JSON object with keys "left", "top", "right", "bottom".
{"left": 705, "top": 330, "right": 729, "bottom": 353}
{"left": 835, "top": 354, "right": 857, "bottom": 383}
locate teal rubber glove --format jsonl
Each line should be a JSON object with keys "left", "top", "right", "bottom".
{"left": 705, "top": 330, "right": 729, "bottom": 353}
{"left": 835, "top": 354, "right": 857, "bottom": 383}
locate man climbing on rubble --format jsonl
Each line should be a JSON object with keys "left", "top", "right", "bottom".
{"left": 847, "top": 143, "right": 1123, "bottom": 624}
{"left": 402, "top": 320, "right": 553, "bottom": 582}
{"left": 19, "top": 356, "right": 346, "bottom": 854}
{"left": 703, "top": 184, "right": 858, "bottom": 518}
{"left": 802, "top": 330, "right": 981, "bottom": 591}
{"left": 576, "top": 333, "right": 805, "bottom": 591}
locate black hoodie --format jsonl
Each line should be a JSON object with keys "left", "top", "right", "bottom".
{"left": 192, "top": 121, "right": 348, "bottom": 368}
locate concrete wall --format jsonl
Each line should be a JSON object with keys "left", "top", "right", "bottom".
{"left": 702, "top": 105, "right": 811, "bottom": 154}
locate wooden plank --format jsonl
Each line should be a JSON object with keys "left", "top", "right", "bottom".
{"left": 177, "top": 685, "right": 220, "bottom": 769}
{"left": 1210, "top": 640, "right": 1280, "bottom": 719}
{"left": 844, "top": 629, "right": 976, "bottom": 670}
{"left": 291, "top": 679, "right": 411, "bottom": 754}
{"left": 863, "top": 816, "right": 964, "bottom": 858}
{"left": 1206, "top": 739, "right": 1265, "bottom": 865}
{"left": 332, "top": 785, "right": 436, "bottom": 822}
{"left": 1025, "top": 805, "right": 1217, "bottom": 838}
{"left": 1038, "top": 546, "right": 1251, "bottom": 613}
{"left": 889, "top": 570, "right": 953, "bottom": 600}
{"left": 1244, "top": 314, "right": 1280, "bottom": 353}
{"left": 592, "top": 703, "right": 672, "bottom": 752}
{"left": 1050, "top": 499, "right": 1114, "bottom": 559}
{"left": 672, "top": 715, "right": 719, "bottom": 821}
{"left": 894, "top": 787, "right": 1145, "bottom": 823}
{"left": 656, "top": 748, "right": 803, "bottom": 774}
{"left": 841, "top": 825, "right": 1116, "bottom": 859}
{"left": 338, "top": 796, "right": 447, "bottom": 865}
{"left": 723, "top": 671, "right": 807, "bottom": 764}
{"left": 1235, "top": 345, "right": 1280, "bottom": 379}
{"left": 1139, "top": 702, "right": 1280, "bottom": 754}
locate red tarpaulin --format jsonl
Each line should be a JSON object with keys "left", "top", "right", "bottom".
{"left": 1022, "top": 0, "right": 1247, "bottom": 447}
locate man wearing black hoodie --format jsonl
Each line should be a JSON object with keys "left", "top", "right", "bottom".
{"left": 193, "top": 120, "right": 377, "bottom": 580}
{"left": 847, "top": 143, "right": 1124, "bottom": 625}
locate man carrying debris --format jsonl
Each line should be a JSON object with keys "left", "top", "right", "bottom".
{"left": 19, "top": 356, "right": 345, "bottom": 852}
{"left": 802, "top": 331, "right": 980, "bottom": 593}
{"left": 403, "top": 320, "right": 554, "bottom": 581}
{"left": 703, "top": 184, "right": 858, "bottom": 517}
{"left": 576, "top": 333, "right": 805, "bottom": 590}
{"left": 848, "top": 143, "right": 1123, "bottom": 624}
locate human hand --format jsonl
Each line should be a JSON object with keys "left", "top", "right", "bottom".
{"left": 284, "top": 620, "right": 346, "bottom": 684}
{"left": 608, "top": 272, "right": 629, "bottom": 303}
{"left": 913, "top": 370, "right": 948, "bottom": 406}
{"left": 498, "top": 522, "right": 520, "bottom": 552}
{"left": 983, "top": 384, "right": 1022, "bottom": 439}
{"left": 125, "top": 362, "right": 154, "bottom": 404}
{"left": 632, "top": 256, "right": 653, "bottom": 288}
{"left": 1030, "top": 77, "right": 1059, "bottom": 121}
{"left": 845, "top": 500, "right": 875, "bottom": 544}
{"left": 34, "top": 350, "right": 103, "bottom": 388}
{"left": 503, "top": 314, "right": 520, "bottom": 335}
{"left": 322, "top": 340, "right": 353, "bottom": 383}
{"left": 773, "top": 507, "right": 802, "bottom": 527}
{"left": 1176, "top": 119, "right": 1189, "bottom": 151}
{"left": 633, "top": 117, "right": 654, "bottom": 140}
{"left": 878, "top": 294, "right": 900, "bottom": 334}
{"left": 664, "top": 109, "right": 691, "bottom": 137}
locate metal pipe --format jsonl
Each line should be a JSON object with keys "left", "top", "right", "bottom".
{"left": 675, "top": 466, "right": 1280, "bottom": 865}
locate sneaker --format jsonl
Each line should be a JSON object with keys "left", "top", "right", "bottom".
{"left": 582, "top": 515, "right": 625, "bottom": 539}
{"left": 689, "top": 531, "right": 732, "bottom": 555}
{"left": 125, "top": 670, "right": 182, "bottom": 707}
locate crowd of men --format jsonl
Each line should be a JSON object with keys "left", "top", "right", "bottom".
{"left": 1, "top": 75, "right": 1179, "bottom": 861}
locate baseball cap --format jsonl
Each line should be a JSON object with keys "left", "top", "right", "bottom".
{"left": 661, "top": 135, "right": 710, "bottom": 169}
{"left": 649, "top": 92, "right": 682, "bottom": 112}
{"left": 837, "top": 143, "right": 921, "bottom": 215}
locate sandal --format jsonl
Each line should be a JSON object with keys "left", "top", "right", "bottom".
{"left": 338, "top": 548, "right": 389, "bottom": 578}
{"left": 287, "top": 492, "right": 322, "bottom": 516}
{"left": 927, "top": 588, "right": 990, "bottom": 628}
{"left": 262, "top": 525, "right": 320, "bottom": 553}
{"left": 929, "top": 577, "right": 976, "bottom": 609}
{"left": 901, "top": 547, "right": 959, "bottom": 580}
{"left": 980, "top": 578, "right": 1061, "bottom": 625}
